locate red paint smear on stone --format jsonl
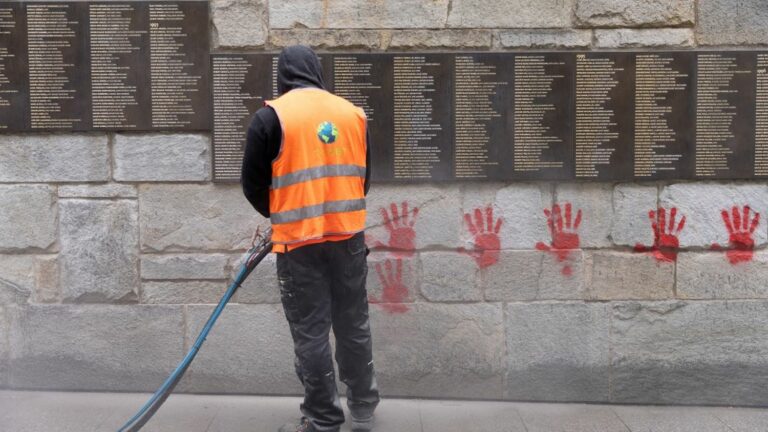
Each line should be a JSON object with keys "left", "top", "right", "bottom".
{"left": 459, "top": 205, "right": 503, "bottom": 269}
{"left": 634, "top": 207, "right": 685, "bottom": 263}
{"left": 536, "top": 203, "right": 582, "bottom": 276}
{"left": 370, "top": 258, "right": 410, "bottom": 314}
{"left": 372, "top": 201, "right": 419, "bottom": 258}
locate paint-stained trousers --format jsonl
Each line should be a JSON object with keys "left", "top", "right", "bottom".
{"left": 276, "top": 232, "right": 380, "bottom": 432}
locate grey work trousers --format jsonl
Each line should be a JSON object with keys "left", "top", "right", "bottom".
{"left": 276, "top": 232, "right": 380, "bottom": 432}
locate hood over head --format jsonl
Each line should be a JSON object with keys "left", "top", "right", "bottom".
{"left": 276, "top": 45, "right": 325, "bottom": 95}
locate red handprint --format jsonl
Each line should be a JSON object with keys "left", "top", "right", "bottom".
{"left": 372, "top": 202, "right": 419, "bottom": 258}
{"left": 370, "top": 259, "right": 409, "bottom": 314}
{"left": 459, "top": 206, "right": 503, "bottom": 269}
{"left": 634, "top": 207, "right": 686, "bottom": 263}
{"left": 712, "top": 205, "right": 760, "bottom": 265}
{"left": 536, "top": 203, "right": 582, "bottom": 276}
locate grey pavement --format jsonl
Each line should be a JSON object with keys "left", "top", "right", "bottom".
{"left": 1, "top": 390, "right": 768, "bottom": 432}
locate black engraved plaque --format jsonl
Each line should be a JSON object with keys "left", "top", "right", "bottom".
{"left": 212, "top": 54, "right": 270, "bottom": 182}
{"left": 453, "top": 53, "right": 513, "bottom": 180}
{"left": 391, "top": 54, "right": 453, "bottom": 181}
{"left": 149, "top": 1, "right": 210, "bottom": 130}
{"left": 0, "top": 2, "right": 28, "bottom": 131}
{"left": 1, "top": 1, "right": 209, "bottom": 132}
{"left": 26, "top": 2, "right": 91, "bottom": 131}
{"left": 574, "top": 52, "right": 635, "bottom": 181}
{"left": 512, "top": 52, "right": 573, "bottom": 180}
{"left": 695, "top": 52, "right": 756, "bottom": 179}
{"left": 89, "top": 2, "right": 151, "bottom": 130}
{"left": 633, "top": 52, "right": 695, "bottom": 180}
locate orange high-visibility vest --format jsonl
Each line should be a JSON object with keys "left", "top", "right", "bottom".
{"left": 265, "top": 87, "right": 367, "bottom": 251}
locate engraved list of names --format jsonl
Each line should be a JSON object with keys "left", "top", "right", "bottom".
{"left": 454, "top": 54, "right": 511, "bottom": 179}
{"left": 695, "top": 53, "right": 755, "bottom": 179}
{"left": 89, "top": 3, "right": 148, "bottom": 129}
{"left": 513, "top": 53, "right": 573, "bottom": 179}
{"left": 757, "top": 54, "right": 768, "bottom": 176}
{"left": 26, "top": 2, "right": 88, "bottom": 130}
{"left": 392, "top": 55, "right": 452, "bottom": 180}
{"left": 575, "top": 53, "right": 634, "bottom": 180}
{"left": 149, "top": 1, "right": 209, "bottom": 129}
{"left": 212, "top": 55, "right": 268, "bottom": 181}
{"left": 634, "top": 53, "right": 693, "bottom": 179}
{"left": 0, "top": 2, "right": 27, "bottom": 131}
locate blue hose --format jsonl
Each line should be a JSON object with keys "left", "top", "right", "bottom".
{"left": 118, "top": 234, "right": 272, "bottom": 432}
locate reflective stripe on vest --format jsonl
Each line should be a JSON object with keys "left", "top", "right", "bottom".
{"left": 271, "top": 198, "right": 366, "bottom": 225}
{"left": 272, "top": 164, "right": 366, "bottom": 190}
{"left": 265, "top": 88, "right": 367, "bottom": 246}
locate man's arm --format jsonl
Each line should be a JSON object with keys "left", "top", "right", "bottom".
{"left": 241, "top": 107, "right": 281, "bottom": 218}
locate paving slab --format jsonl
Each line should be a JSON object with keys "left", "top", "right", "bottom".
{"left": 420, "top": 400, "right": 527, "bottom": 432}
{"left": 3, "top": 391, "right": 768, "bottom": 432}
{"left": 515, "top": 403, "right": 630, "bottom": 432}
{"left": 707, "top": 406, "right": 768, "bottom": 432}
{"left": 611, "top": 405, "right": 733, "bottom": 432}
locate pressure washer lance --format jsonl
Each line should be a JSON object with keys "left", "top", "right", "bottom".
{"left": 118, "top": 227, "right": 273, "bottom": 432}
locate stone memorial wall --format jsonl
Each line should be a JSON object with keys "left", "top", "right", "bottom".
{"left": 2, "top": 0, "right": 768, "bottom": 406}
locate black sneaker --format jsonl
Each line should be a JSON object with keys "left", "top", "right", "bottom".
{"left": 349, "top": 413, "right": 374, "bottom": 432}
{"left": 278, "top": 418, "right": 316, "bottom": 432}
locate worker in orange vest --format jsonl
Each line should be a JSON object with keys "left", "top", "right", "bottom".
{"left": 242, "top": 45, "right": 379, "bottom": 432}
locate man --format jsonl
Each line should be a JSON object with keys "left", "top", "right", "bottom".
{"left": 241, "top": 45, "right": 380, "bottom": 432}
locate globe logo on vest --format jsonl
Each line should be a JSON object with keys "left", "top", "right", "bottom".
{"left": 316, "top": 121, "right": 339, "bottom": 144}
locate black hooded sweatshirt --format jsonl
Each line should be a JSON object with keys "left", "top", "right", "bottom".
{"left": 241, "top": 45, "right": 371, "bottom": 218}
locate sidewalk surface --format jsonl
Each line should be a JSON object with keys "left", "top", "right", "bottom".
{"left": 2, "top": 390, "right": 768, "bottom": 432}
